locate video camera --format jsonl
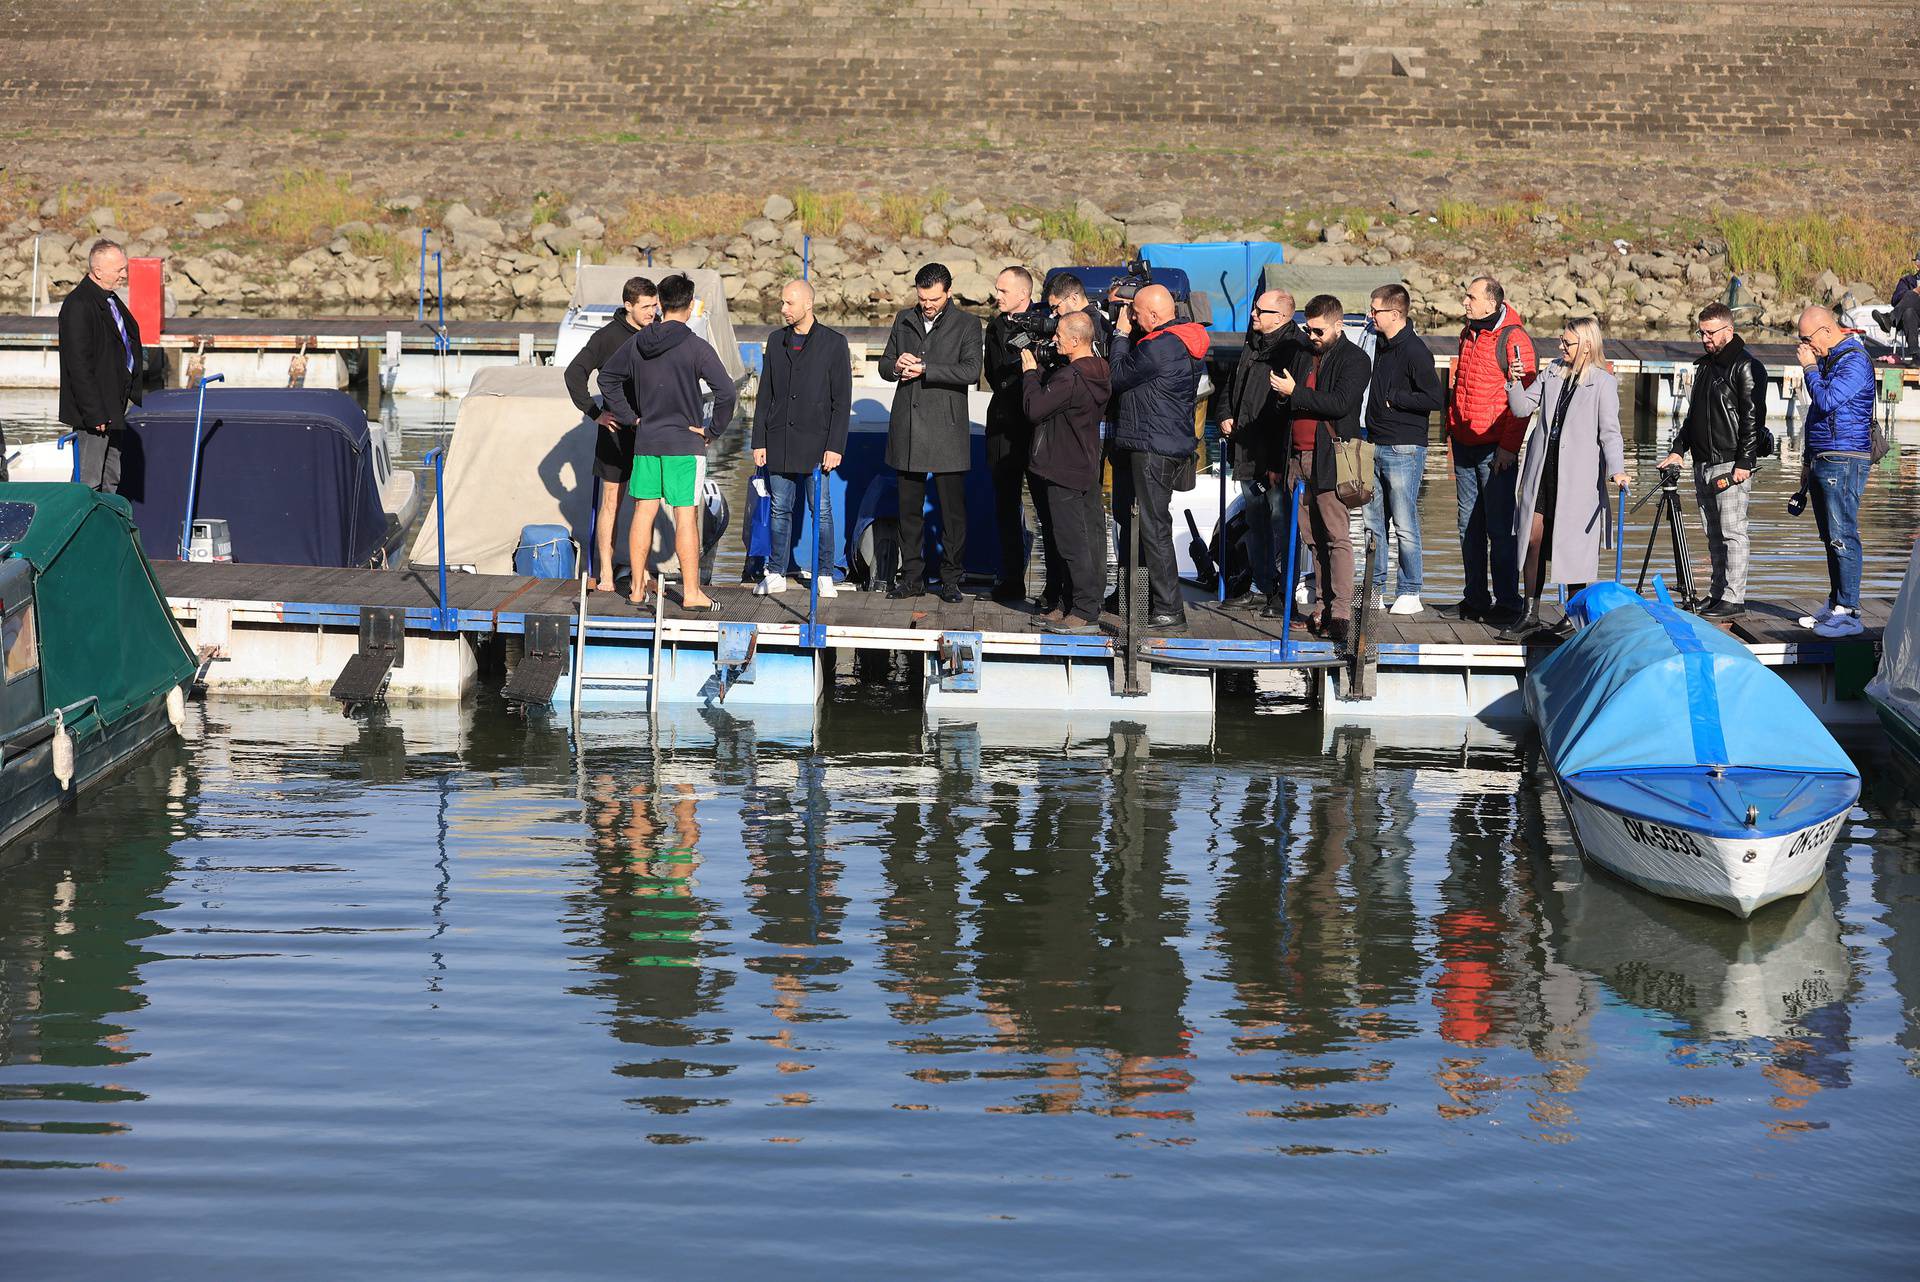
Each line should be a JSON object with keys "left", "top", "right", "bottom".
{"left": 1041, "top": 258, "right": 1199, "bottom": 326}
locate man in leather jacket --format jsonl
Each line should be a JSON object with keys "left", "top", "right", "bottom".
{"left": 1661, "top": 302, "right": 1766, "bottom": 618}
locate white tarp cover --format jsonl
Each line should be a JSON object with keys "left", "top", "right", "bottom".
{"left": 405, "top": 365, "right": 676, "bottom": 576}
{"left": 569, "top": 263, "right": 744, "bottom": 382}
{"left": 1866, "top": 541, "right": 1920, "bottom": 729}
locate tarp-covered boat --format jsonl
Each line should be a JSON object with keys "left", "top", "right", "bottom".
{"left": 1525, "top": 581, "right": 1860, "bottom": 917}
{"left": 118, "top": 388, "right": 409, "bottom": 567}
{"left": 1866, "top": 540, "right": 1920, "bottom": 760}
{"left": 0, "top": 483, "right": 195, "bottom": 852}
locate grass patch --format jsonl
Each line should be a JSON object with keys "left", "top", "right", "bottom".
{"left": 530, "top": 189, "right": 569, "bottom": 227}
{"left": 248, "top": 170, "right": 382, "bottom": 246}
{"left": 608, "top": 194, "right": 758, "bottom": 248}
{"left": 790, "top": 187, "right": 861, "bottom": 237}
{"left": 874, "top": 193, "right": 927, "bottom": 239}
{"left": 1716, "top": 210, "right": 1915, "bottom": 295}
{"left": 1012, "top": 205, "right": 1124, "bottom": 261}
{"left": 1435, "top": 198, "right": 1539, "bottom": 237}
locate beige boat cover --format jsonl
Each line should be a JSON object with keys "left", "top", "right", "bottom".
{"left": 405, "top": 365, "right": 683, "bottom": 576}
{"left": 570, "top": 263, "right": 745, "bottom": 382}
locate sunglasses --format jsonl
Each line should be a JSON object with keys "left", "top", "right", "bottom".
{"left": 1306, "top": 326, "right": 1337, "bottom": 338}
{"left": 1252, "top": 306, "right": 1288, "bottom": 317}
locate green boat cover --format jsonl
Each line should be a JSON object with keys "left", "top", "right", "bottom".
{"left": 0, "top": 482, "right": 195, "bottom": 729}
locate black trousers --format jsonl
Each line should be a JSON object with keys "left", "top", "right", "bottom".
{"left": 1039, "top": 478, "right": 1105, "bottom": 621}
{"left": 1113, "top": 448, "right": 1183, "bottom": 617}
{"left": 986, "top": 430, "right": 1032, "bottom": 589}
{"left": 898, "top": 470, "right": 968, "bottom": 587}
{"left": 1892, "top": 293, "right": 1920, "bottom": 355}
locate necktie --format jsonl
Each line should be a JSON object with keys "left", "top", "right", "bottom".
{"left": 106, "top": 295, "right": 135, "bottom": 373}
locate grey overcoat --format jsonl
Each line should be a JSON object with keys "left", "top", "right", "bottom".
{"left": 1508, "top": 363, "right": 1625, "bottom": 585}
{"left": 878, "top": 302, "right": 984, "bottom": 475}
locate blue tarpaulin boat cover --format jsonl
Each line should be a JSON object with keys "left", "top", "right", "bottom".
{"left": 1527, "top": 583, "right": 1857, "bottom": 779}
{"left": 1140, "top": 242, "right": 1288, "bottom": 334}
{"left": 121, "top": 388, "right": 387, "bottom": 567}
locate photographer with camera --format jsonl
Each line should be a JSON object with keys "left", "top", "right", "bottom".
{"left": 1216, "top": 289, "right": 1300, "bottom": 612}
{"left": 983, "top": 266, "right": 1044, "bottom": 605}
{"left": 1110, "top": 283, "right": 1211, "bottom": 632}
{"left": 1272, "top": 295, "right": 1370, "bottom": 644}
{"left": 1045, "top": 273, "right": 1114, "bottom": 356}
{"left": 879, "top": 262, "right": 985, "bottom": 604}
{"left": 1792, "top": 305, "right": 1877, "bottom": 638}
{"left": 1658, "top": 302, "right": 1766, "bottom": 619}
{"left": 1020, "top": 311, "right": 1112, "bottom": 633}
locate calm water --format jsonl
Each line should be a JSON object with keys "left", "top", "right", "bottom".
{"left": 1, "top": 702, "right": 1917, "bottom": 1277}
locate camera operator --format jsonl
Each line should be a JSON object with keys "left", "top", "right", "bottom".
{"left": 1020, "top": 311, "right": 1112, "bottom": 633}
{"left": 1045, "top": 273, "right": 1114, "bottom": 356}
{"left": 1217, "top": 288, "right": 1300, "bottom": 612}
{"left": 1110, "top": 282, "right": 1211, "bottom": 632}
{"left": 983, "top": 265, "right": 1043, "bottom": 605}
{"left": 1658, "top": 302, "right": 1765, "bottom": 619}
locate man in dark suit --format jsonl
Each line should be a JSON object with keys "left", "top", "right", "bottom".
{"left": 879, "top": 262, "right": 984, "bottom": 603}
{"left": 59, "top": 239, "right": 143, "bottom": 493}
{"left": 752, "top": 279, "right": 851, "bottom": 595}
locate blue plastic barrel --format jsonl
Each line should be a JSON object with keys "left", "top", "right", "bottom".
{"left": 514, "top": 524, "right": 576, "bottom": 579}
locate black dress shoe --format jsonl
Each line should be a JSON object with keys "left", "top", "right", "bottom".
{"left": 1325, "top": 617, "right": 1351, "bottom": 645}
{"left": 1496, "top": 612, "right": 1543, "bottom": 642}
{"left": 1259, "top": 596, "right": 1289, "bottom": 619}
{"left": 937, "top": 583, "right": 966, "bottom": 604}
{"left": 1873, "top": 309, "right": 1894, "bottom": 330}
{"left": 1482, "top": 604, "right": 1525, "bottom": 629}
{"left": 1221, "top": 590, "right": 1261, "bottom": 610}
{"left": 1700, "top": 598, "right": 1744, "bottom": 620}
{"left": 987, "top": 582, "right": 1026, "bottom": 605}
{"left": 887, "top": 581, "right": 926, "bottom": 599}
{"left": 1147, "top": 612, "right": 1188, "bottom": 632}
{"left": 1436, "top": 600, "right": 1488, "bottom": 622}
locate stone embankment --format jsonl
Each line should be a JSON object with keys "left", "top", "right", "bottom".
{"left": 0, "top": 190, "right": 1891, "bottom": 336}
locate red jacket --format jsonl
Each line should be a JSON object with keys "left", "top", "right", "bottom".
{"left": 1447, "top": 303, "right": 1536, "bottom": 452}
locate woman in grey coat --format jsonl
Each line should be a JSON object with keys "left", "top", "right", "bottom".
{"left": 1502, "top": 317, "right": 1629, "bottom": 639}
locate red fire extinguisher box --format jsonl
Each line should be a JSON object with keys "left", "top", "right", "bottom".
{"left": 127, "top": 257, "right": 164, "bottom": 342}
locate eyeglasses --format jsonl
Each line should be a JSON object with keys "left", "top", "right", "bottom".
{"left": 1557, "top": 338, "right": 1578, "bottom": 348}
{"left": 1697, "top": 325, "right": 1731, "bottom": 339}
{"left": 1796, "top": 324, "right": 1830, "bottom": 341}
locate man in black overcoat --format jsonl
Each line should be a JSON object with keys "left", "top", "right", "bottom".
{"left": 752, "top": 279, "right": 852, "bottom": 594}
{"left": 58, "top": 239, "right": 143, "bottom": 492}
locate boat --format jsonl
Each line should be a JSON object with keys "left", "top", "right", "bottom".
{"left": 1525, "top": 579, "right": 1860, "bottom": 918}
{"left": 1866, "top": 540, "right": 1920, "bottom": 759}
{"left": 10, "top": 389, "right": 417, "bottom": 567}
{"left": 554, "top": 263, "right": 746, "bottom": 385}
{"left": 0, "top": 483, "right": 195, "bottom": 853}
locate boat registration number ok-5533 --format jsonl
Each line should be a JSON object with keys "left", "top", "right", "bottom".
{"left": 1621, "top": 816, "right": 1704, "bottom": 857}
{"left": 1787, "top": 813, "right": 1846, "bottom": 858}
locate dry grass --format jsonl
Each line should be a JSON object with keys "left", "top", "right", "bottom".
{"left": 790, "top": 187, "right": 861, "bottom": 237}
{"left": 874, "top": 193, "right": 928, "bottom": 239}
{"left": 1013, "top": 205, "right": 1125, "bottom": 261}
{"left": 1716, "top": 210, "right": 1916, "bottom": 295}
{"left": 1435, "top": 197, "right": 1540, "bottom": 237}
{"left": 247, "top": 169, "right": 382, "bottom": 245}
{"left": 608, "top": 194, "right": 759, "bottom": 247}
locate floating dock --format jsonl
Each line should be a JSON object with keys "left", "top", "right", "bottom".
{"left": 153, "top": 561, "right": 1889, "bottom": 729}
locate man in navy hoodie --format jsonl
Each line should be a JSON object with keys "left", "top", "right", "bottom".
{"left": 599, "top": 274, "right": 738, "bottom": 610}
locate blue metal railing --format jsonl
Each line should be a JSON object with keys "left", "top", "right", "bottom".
{"left": 802, "top": 467, "right": 826, "bottom": 648}
{"left": 1216, "top": 433, "right": 1229, "bottom": 603}
{"left": 424, "top": 445, "right": 452, "bottom": 630}
{"left": 417, "top": 229, "right": 430, "bottom": 323}
{"left": 57, "top": 432, "right": 78, "bottom": 483}
{"left": 1278, "top": 479, "right": 1305, "bottom": 655}
{"left": 179, "top": 373, "right": 226, "bottom": 558}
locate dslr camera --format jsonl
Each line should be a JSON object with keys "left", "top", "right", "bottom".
{"left": 1005, "top": 309, "right": 1063, "bottom": 367}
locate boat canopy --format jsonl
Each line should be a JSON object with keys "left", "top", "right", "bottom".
{"left": 122, "top": 388, "right": 386, "bottom": 567}
{"left": 1140, "top": 241, "right": 1287, "bottom": 333}
{"left": 0, "top": 483, "right": 194, "bottom": 728}
{"left": 1866, "top": 541, "right": 1920, "bottom": 731}
{"left": 1528, "top": 584, "right": 1857, "bottom": 779}
{"left": 569, "top": 264, "right": 744, "bottom": 382}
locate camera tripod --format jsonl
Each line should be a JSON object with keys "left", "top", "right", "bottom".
{"left": 1630, "top": 465, "right": 1700, "bottom": 607}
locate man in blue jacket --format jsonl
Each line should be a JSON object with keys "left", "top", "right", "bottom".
{"left": 599, "top": 273, "right": 738, "bottom": 611}
{"left": 1793, "top": 305, "right": 1876, "bottom": 638}
{"left": 1110, "top": 283, "right": 1210, "bottom": 631}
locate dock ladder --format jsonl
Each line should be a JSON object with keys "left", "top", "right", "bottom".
{"left": 566, "top": 571, "right": 667, "bottom": 734}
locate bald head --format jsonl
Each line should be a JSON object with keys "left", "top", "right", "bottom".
{"left": 1796, "top": 305, "right": 1841, "bottom": 356}
{"left": 1056, "top": 310, "right": 1095, "bottom": 355}
{"left": 1132, "top": 283, "right": 1175, "bottom": 331}
{"left": 780, "top": 278, "right": 815, "bottom": 329}
{"left": 1252, "top": 289, "right": 1291, "bottom": 335}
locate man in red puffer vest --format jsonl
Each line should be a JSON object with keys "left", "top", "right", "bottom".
{"left": 1439, "top": 276, "right": 1536, "bottom": 627}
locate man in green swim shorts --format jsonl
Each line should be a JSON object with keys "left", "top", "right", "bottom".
{"left": 599, "top": 273, "right": 739, "bottom": 609}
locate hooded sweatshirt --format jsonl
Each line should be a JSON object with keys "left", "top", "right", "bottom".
{"left": 1110, "top": 319, "right": 1211, "bottom": 457}
{"left": 597, "top": 318, "right": 738, "bottom": 458}
{"left": 1023, "top": 354, "right": 1114, "bottom": 491}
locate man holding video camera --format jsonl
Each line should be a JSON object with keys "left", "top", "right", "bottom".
{"left": 1658, "top": 302, "right": 1765, "bottom": 619}
{"left": 983, "top": 265, "right": 1044, "bottom": 605}
{"left": 1045, "top": 273, "right": 1114, "bottom": 357}
{"left": 1110, "top": 282, "right": 1210, "bottom": 632}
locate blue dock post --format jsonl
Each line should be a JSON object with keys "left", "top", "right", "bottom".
{"left": 434, "top": 252, "right": 447, "bottom": 354}
{"left": 1278, "top": 479, "right": 1305, "bottom": 656}
{"left": 57, "top": 432, "right": 77, "bottom": 483}
{"left": 1217, "top": 433, "right": 1229, "bottom": 603}
{"left": 802, "top": 234, "right": 811, "bottom": 282}
{"left": 803, "top": 467, "right": 825, "bottom": 648}
{"left": 1613, "top": 482, "right": 1629, "bottom": 582}
{"left": 179, "top": 373, "right": 226, "bottom": 558}
{"left": 417, "top": 229, "right": 429, "bottom": 323}
{"left": 425, "top": 445, "right": 451, "bottom": 631}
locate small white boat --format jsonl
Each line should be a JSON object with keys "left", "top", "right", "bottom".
{"left": 1527, "top": 580, "right": 1860, "bottom": 918}
{"left": 1866, "top": 540, "right": 1920, "bottom": 760}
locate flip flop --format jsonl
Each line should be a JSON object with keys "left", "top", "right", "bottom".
{"left": 679, "top": 598, "right": 723, "bottom": 613}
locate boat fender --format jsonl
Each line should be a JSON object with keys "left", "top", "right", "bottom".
{"left": 52, "top": 710, "right": 74, "bottom": 791}
{"left": 167, "top": 685, "right": 186, "bottom": 732}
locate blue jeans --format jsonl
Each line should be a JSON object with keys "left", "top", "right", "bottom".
{"left": 767, "top": 470, "right": 836, "bottom": 578}
{"left": 1240, "top": 478, "right": 1288, "bottom": 596}
{"left": 1454, "top": 443, "right": 1521, "bottom": 612}
{"left": 1809, "top": 452, "right": 1868, "bottom": 610}
{"left": 1365, "top": 443, "right": 1426, "bottom": 596}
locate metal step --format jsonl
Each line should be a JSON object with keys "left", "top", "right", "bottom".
{"left": 329, "top": 606, "right": 405, "bottom": 708}
{"left": 501, "top": 613, "right": 570, "bottom": 708}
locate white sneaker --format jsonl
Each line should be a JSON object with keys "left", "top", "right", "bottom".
{"left": 1814, "top": 610, "right": 1863, "bottom": 638}
{"left": 1797, "top": 602, "right": 1838, "bottom": 628}
{"left": 754, "top": 573, "right": 789, "bottom": 596}
{"left": 1390, "top": 594, "right": 1424, "bottom": 616}
{"left": 815, "top": 575, "right": 838, "bottom": 598}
